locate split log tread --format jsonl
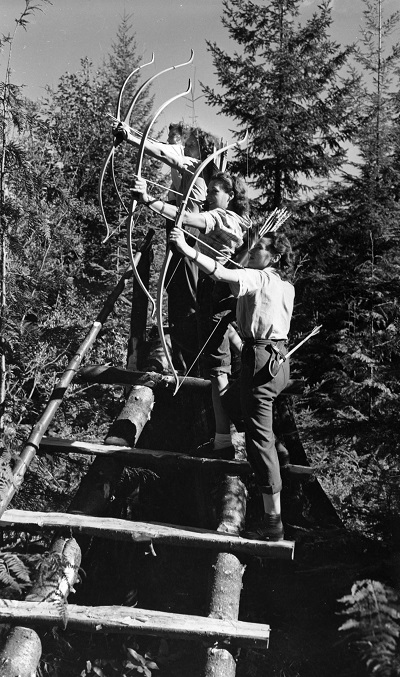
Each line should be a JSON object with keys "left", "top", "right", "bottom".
{"left": 0, "top": 600, "right": 270, "bottom": 647}
{"left": 1, "top": 510, "right": 295, "bottom": 559}
{"left": 78, "top": 365, "right": 305, "bottom": 394}
{"left": 39, "top": 436, "right": 314, "bottom": 478}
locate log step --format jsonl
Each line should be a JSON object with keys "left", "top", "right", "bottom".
{"left": 39, "top": 437, "right": 314, "bottom": 478}
{"left": 1, "top": 510, "right": 295, "bottom": 560}
{"left": 0, "top": 600, "right": 270, "bottom": 647}
{"left": 77, "top": 366, "right": 305, "bottom": 394}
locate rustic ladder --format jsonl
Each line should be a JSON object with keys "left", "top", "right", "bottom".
{"left": 0, "top": 233, "right": 303, "bottom": 677}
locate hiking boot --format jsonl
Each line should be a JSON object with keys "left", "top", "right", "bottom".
{"left": 191, "top": 440, "right": 236, "bottom": 460}
{"left": 242, "top": 514, "right": 284, "bottom": 542}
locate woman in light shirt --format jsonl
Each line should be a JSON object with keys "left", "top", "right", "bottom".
{"left": 169, "top": 226, "right": 295, "bottom": 542}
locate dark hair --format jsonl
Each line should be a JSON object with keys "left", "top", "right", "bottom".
{"left": 168, "top": 122, "right": 191, "bottom": 142}
{"left": 190, "top": 127, "right": 220, "bottom": 160}
{"left": 259, "top": 233, "right": 293, "bottom": 279}
{"left": 182, "top": 127, "right": 221, "bottom": 184}
{"left": 209, "top": 171, "right": 249, "bottom": 217}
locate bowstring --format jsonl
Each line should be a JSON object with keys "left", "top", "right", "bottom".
{"left": 175, "top": 315, "right": 225, "bottom": 394}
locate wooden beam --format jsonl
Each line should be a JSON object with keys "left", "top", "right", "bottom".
{"left": 39, "top": 437, "right": 314, "bottom": 478}
{"left": 77, "top": 366, "right": 305, "bottom": 395}
{"left": 0, "top": 600, "right": 270, "bottom": 647}
{"left": 1, "top": 510, "right": 295, "bottom": 560}
{"left": 40, "top": 437, "right": 249, "bottom": 470}
{"left": 78, "top": 366, "right": 211, "bottom": 391}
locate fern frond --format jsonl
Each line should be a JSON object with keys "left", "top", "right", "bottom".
{"left": 0, "top": 552, "right": 32, "bottom": 591}
{"left": 339, "top": 579, "right": 400, "bottom": 676}
{"left": 0, "top": 452, "right": 15, "bottom": 503}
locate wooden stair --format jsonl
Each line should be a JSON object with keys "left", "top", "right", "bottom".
{"left": 1, "top": 509, "right": 295, "bottom": 559}
{"left": 39, "top": 436, "right": 315, "bottom": 479}
{"left": 0, "top": 238, "right": 308, "bottom": 677}
{"left": 0, "top": 600, "right": 270, "bottom": 647}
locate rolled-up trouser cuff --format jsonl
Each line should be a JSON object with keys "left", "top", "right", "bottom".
{"left": 258, "top": 483, "right": 282, "bottom": 496}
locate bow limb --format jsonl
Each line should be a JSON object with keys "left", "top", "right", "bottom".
{"left": 127, "top": 80, "right": 193, "bottom": 318}
{"left": 122, "top": 49, "right": 194, "bottom": 127}
{"left": 156, "top": 247, "right": 176, "bottom": 384}
{"left": 98, "top": 55, "right": 155, "bottom": 243}
{"left": 111, "top": 49, "right": 195, "bottom": 217}
{"left": 98, "top": 146, "right": 118, "bottom": 243}
{"left": 116, "top": 53, "right": 155, "bottom": 122}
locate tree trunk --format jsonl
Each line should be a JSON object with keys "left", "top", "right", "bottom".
{"left": 68, "top": 385, "right": 154, "bottom": 516}
{"left": 0, "top": 627, "right": 42, "bottom": 677}
{"left": 203, "top": 474, "right": 248, "bottom": 677}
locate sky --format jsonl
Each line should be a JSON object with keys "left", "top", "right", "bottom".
{"left": 1, "top": 0, "right": 399, "bottom": 145}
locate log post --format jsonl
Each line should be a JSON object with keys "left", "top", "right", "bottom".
{"left": 0, "top": 627, "right": 42, "bottom": 677}
{"left": 202, "top": 472, "right": 248, "bottom": 677}
{"left": 68, "top": 385, "right": 154, "bottom": 516}
{"left": 25, "top": 536, "right": 81, "bottom": 603}
{"left": 0, "top": 537, "right": 80, "bottom": 676}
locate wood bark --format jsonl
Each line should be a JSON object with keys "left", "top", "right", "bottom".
{"left": 0, "top": 538, "right": 80, "bottom": 676}
{"left": 203, "top": 475, "right": 248, "bottom": 677}
{"left": 68, "top": 385, "right": 154, "bottom": 516}
{"left": 25, "top": 536, "right": 81, "bottom": 603}
{"left": 39, "top": 438, "right": 313, "bottom": 480}
{"left": 1, "top": 509, "right": 295, "bottom": 559}
{"left": 0, "top": 627, "right": 42, "bottom": 677}
{"left": 0, "top": 601, "right": 270, "bottom": 647}
{"left": 78, "top": 365, "right": 304, "bottom": 394}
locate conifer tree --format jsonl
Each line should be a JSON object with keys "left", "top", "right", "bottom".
{"left": 203, "top": 0, "right": 360, "bottom": 206}
{"left": 35, "top": 13, "right": 158, "bottom": 273}
{"left": 288, "top": 0, "right": 400, "bottom": 544}
{"left": 0, "top": 12, "right": 159, "bottom": 441}
{"left": 0, "top": 0, "right": 52, "bottom": 434}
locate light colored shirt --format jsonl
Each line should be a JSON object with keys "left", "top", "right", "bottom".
{"left": 199, "top": 209, "right": 250, "bottom": 260}
{"left": 230, "top": 268, "right": 294, "bottom": 340}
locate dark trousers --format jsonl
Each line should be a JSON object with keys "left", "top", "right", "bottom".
{"left": 165, "top": 218, "right": 200, "bottom": 373}
{"left": 223, "top": 341, "right": 289, "bottom": 494}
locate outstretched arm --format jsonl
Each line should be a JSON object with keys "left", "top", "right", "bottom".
{"left": 169, "top": 226, "right": 241, "bottom": 283}
{"left": 132, "top": 177, "right": 210, "bottom": 231}
{"left": 114, "top": 122, "right": 197, "bottom": 172}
